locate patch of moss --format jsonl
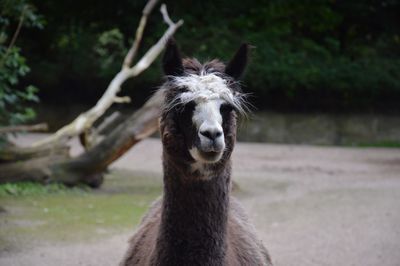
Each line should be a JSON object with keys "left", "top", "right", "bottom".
{"left": 0, "top": 169, "right": 162, "bottom": 249}
{"left": 0, "top": 182, "right": 89, "bottom": 196}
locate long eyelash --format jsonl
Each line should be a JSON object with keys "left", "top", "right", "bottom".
{"left": 232, "top": 92, "right": 253, "bottom": 118}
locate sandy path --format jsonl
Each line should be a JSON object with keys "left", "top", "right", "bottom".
{"left": 2, "top": 136, "right": 400, "bottom": 266}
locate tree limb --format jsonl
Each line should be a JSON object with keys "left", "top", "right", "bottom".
{"left": 0, "top": 2, "right": 181, "bottom": 187}
{"left": 160, "top": 3, "right": 174, "bottom": 26}
{"left": 0, "top": 123, "right": 48, "bottom": 134}
{"left": 0, "top": 5, "right": 26, "bottom": 65}
{"left": 125, "top": 4, "right": 183, "bottom": 77}
{"left": 0, "top": 89, "right": 164, "bottom": 187}
{"left": 96, "top": 111, "right": 121, "bottom": 135}
{"left": 123, "top": 0, "right": 160, "bottom": 68}
{"left": 31, "top": 2, "right": 183, "bottom": 148}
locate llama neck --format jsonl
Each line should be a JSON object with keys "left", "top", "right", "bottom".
{"left": 154, "top": 156, "right": 231, "bottom": 265}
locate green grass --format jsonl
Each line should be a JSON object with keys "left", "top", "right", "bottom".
{"left": 355, "top": 141, "right": 400, "bottom": 148}
{"left": 0, "top": 169, "right": 162, "bottom": 248}
{"left": 0, "top": 182, "right": 90, "bottom": 196}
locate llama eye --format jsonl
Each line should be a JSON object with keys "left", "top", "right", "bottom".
{"left": 220, "top": 104, "right": 234, "bottom": 114}
{"left": 179, "top": 101, "right": 195, "bottom": 113}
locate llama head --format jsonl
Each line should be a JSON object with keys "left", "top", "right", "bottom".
{"left": 160, "top": 39, "right": 249, "bottom": 166}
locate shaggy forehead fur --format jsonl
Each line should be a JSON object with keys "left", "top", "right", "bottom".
{"left": 163, "top": 58, "right": 247, "bottom": 114}
{"left": 173, "top": 73, "right": 234, "bottom": 103}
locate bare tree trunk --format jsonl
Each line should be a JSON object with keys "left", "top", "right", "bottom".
{"left": 51, "top": 89, "right": 163, "bottom": 187}
{"left": 0, "top": 142, "right": 67, "bottom": 163}
{"left": 0, "top": 123, "right": 48, "bottom": 134}
{"left": 32, "top": 3, "right": 182, "bottom": 148}
{"left": 0, "top": 90, "right": 163, "bottom": 187}
{"left": 0, "top": 1, "right": 182, "bottom": 187}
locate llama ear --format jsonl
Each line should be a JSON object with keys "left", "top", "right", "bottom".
{"left": 225, "top": 43, "right": 251, "bottom": 80}
{"left": 163, "top": 38, "right": 184, "bottom": 76}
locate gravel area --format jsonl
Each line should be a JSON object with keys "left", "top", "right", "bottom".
{"left": 1, "top": 136, "right": 400, "bottom": 266}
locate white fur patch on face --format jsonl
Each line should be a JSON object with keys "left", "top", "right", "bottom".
{"left": 174, "top": 73, "right": 233, "bottom": 103}
{"left": 168, "top": 73, "right": 246, "bottom": 114}
{"left": 189, "top": 147, "right": 205, "bottom": 163}
{"left": 192, "top": 99, "right": 223, "bottom": 130}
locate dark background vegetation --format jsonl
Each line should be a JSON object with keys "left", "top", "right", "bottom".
{"left": 6, "top": 0, "right": 400, "bottom": 113}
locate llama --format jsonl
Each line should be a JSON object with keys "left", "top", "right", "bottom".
{"left": 121, "top": 39, "right": 272, "bottom": 266}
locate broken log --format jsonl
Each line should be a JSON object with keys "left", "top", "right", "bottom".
{"left": 0, "top": 89, "right": 163, "bottom": 187}
{"left": 0, "top": 123, "right": 48, "bottom": 134}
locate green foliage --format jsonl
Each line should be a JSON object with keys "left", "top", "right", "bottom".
{"left": 19, "top": 0, "right": 400, "bottom": 110}
{"left": 0, "top": 0, "right": 43, "bottom": 126}
{"left": 0, "top": 47, "right": 39, "bottom": 125}
{"left": 169, "top": 0, "right": 400, "bottom": 110}
{"left": 0, "top": 0, "right": 45, "bottom": 29}
{"left": 94, "top": 28, "right": 126, "bottom": 76}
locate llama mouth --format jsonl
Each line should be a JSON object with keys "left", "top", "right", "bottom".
{"left": 189, "top": 147, "right": 223, "bottom": 163}
{"left": 197, "top": 150, "right": 223, "bottom": 163}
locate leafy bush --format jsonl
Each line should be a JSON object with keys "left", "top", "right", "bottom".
{"left": 0, "top": 0, "right": 44, "bottom": 126}
{"left": 94, "top": 28, "right": 126, "bottom": 76}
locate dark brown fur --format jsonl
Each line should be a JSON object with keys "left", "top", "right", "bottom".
{"left": 121, "top": 51, "right": 272, "bottom": 265}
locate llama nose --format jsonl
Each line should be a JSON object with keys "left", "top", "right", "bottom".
{"left": 200, "top": 129, "right": 223, "bottom": 141}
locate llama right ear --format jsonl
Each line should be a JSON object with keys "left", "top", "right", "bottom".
{"left": 163, "top": 38, "right": 184, "bottom": 76}
{"left": 225, "top": 43, "right": 251, "bottom": 80}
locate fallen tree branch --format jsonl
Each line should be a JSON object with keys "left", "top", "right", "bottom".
{"left": 0, "top": 89, "right": 164, "bottom": 187}
{"left": 0, "top": 142, "right": 68, "bottom": 163}
{"left": 123, "top": 0, "right": 159, "bottom": 68}
{"left": 32, "top": 2, "right": 183, "bottom": 148}
{"left": 96, "top": 111, "right": 122, "bottom": 135}
{"left": 84, "top": 111, "right": 122, "bottom": 147}
{"left": 0, "top": 123, "right": 48, "bottom": 134}
{"left": 0, "top": 2, "right": 182, "bottom": 188}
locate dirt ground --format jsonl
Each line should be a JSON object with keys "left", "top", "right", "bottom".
{"left": 1, "top": 136, "right": 400, "bottom": 266}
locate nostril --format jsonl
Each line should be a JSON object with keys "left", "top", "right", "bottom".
{"left": 200, "top": 130, "right": 223, "bottom": 140}
{"left": 200, "top": 130, "right": 213, "bottom": 140}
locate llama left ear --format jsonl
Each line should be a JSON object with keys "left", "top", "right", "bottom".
{"left": 225, "top": 43, "right": 251, "bottom": 80}
{"left": 163, "top": 38, "right": 184, "bottom": 77}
